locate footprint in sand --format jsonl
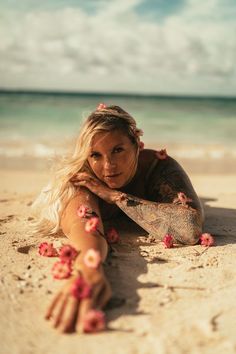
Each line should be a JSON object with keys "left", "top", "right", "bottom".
{"left": 0, "top": 215, "right": 15, "bottom": 224}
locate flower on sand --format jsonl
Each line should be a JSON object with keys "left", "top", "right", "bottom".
{"left": 77, "top": 205, "right": 90, "bottom": 218}
{"left": 38, "top": 242, "right": 58, "bottom": 257}
{"left": 200, "top": 233, "right": 215, "bottom": 247}
{"left": 70, "top": 276, "right": 92, "bottom": 299}
{"left": 106, "top": 227, "right": 120, "bottom": 244}
{"left": 85, "top": 217, "right": 99, "bottom": 233}
{"left": 83, "top": 310, "right": 106, "bottom": 333}
{"left": 51, "top": 261, "right": 72, "bottom": 279}
{"left": 163, "top": 234, "right": 174, "bottom": 248}
{"left": 59, "top": 244, "right": 78, "bottom": 263}
{"left": 97, "top": 103, "right": 107, "bottom": 110}
{"left": 84, "top": 248, "right": 102, "bottom": 269}
{"left": 156, "top": 149, "right": 168, "bottom": 160}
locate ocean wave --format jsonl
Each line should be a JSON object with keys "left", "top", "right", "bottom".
{"left": 0, "top": 141, "right": 236, "bottom": 160}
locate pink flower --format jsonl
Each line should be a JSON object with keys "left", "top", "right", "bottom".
{"left": 85, "top": 217, "right": 99, "bottom": 233}
{"left": 156, "top": 149, "right": 168, "bottom": 160}
{"left": 77, "top": 205, "right": 90, "bottom": 218}
{"left": 139, "top": 141, "right": 145, "bottom": 150}
{"left": 136, "top": 128, "right": 144, "bottom": 137}
{"left": 200, "top": 233, "right": 215, "bottom": 247}
{"left": 174, "top": 192, "right": 193, "bottom": 205}
{"left": 96, "top": 103, "right": 107, "bottom": 110}
{"left": 84, "top": 249, "right": 102, "bottom": 269}
{"left": 59, "top": 244, "right": 78, "bottom": 263}
{"left": 38, "top": 242, "right": 58, "bottom": 257}
{"left": 83, "top": 310, "right": 106, "bottom": 333}
{"left": 51, "top": 261, "right": 72, "bottom": 279}
{"left": 106, "top": 227, "right": 120, "bottom": 244}
{"left": 70, "top": 276, "right": 92, "bottom": 299}
{"left": 163, "top": 234, "right": 174, "bottom": 248}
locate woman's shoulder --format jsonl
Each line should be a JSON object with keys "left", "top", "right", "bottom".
{"left": 139, "top": 148, "right": 185, "bottom": 176}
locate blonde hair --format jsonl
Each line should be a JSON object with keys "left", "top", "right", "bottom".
{"left": 32, "top": 105, "right": 142, "bottom": 235}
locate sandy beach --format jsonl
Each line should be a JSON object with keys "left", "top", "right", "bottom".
{"left": 1, "top": 158, "right": 236, "bottom": 354}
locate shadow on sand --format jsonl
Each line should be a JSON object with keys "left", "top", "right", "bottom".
{"left": 104, "top": 198, "right": 236, "bottom": 330}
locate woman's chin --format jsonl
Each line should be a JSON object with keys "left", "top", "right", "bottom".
{"left": 104, "top": 178, "right": 124, "bottom": 189}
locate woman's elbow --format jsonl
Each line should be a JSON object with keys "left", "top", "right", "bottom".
{"left": 171, "top": 208, "right": 203, "bottom": 245}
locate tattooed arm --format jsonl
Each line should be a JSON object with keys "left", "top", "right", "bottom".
{"left": 72, "top": 154, "right": 204, "bottom": 245}
{"left": 115, "top": 156, "right": 204, "bottom": 245}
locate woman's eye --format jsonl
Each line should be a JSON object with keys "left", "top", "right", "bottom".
{"left": 90, "top": 152, "right": 101, "bottom": 159}
{"left": 113, "top": 147, "right": 124, "bottom": 153}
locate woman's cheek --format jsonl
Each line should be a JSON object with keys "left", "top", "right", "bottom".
{"left": 91, "top": 161, "right": 102, "bottom": 178}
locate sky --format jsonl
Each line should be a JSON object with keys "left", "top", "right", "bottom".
{"left": 0, "top": 0, "right": 236, "bottom": 96}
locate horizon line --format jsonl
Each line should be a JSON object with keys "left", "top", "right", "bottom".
{"left": 0, "top": 88, "right": 236, "bottom": 100}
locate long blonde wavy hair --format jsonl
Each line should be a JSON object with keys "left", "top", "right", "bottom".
{"left": 32, "top": 105, "right": 143, "bottom": 236}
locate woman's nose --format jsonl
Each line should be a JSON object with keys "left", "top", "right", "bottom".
{"left": 104, "top": 156, "right": 116, "bottom": 169}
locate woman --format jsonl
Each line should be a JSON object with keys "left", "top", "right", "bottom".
{"left": 34, "top": 104, "right": 204, "bottom": 333}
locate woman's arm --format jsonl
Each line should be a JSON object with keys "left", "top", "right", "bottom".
{"left": 73, "top": 157, "right": 203, "bottom": 245}
{"left": 60, "top": 188, "right": 108, "bottom": 262}
{"left": 115, "top": 194, "right": 202, "bottom": 245}
{"left": 45, "top": 188, "right": 112, "bottom": 333}
{"left": 115, "top": 156, "right": 204, "bottom": 245}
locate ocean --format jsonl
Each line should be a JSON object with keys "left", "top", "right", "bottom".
{"left": 1, "top": 91, "right": 236, "bottom": 167}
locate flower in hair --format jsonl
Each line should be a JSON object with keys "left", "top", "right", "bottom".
{"left": 38, "top": 242, "right": 58, "bottom": 257}
{"left": 135, "top": 128, "right": 144, "bottom": 137}
{"left": 106, "top": 227, "right": 120, "bottom": 244}
{"left": 139, "top": 141, "right": 145, "bottom": 150}
{"left": 96, "top": 103, "right": 107, "bottom": 110}
{"left": 58, "top": 244, "right": 78, "bottom": 263}
{"left": 85, "top": 217, "right": 99, "bottom": 233}
{"left": 156, "top": 149, "right": 168, "bottom": 160}
{"left": 70, "top": 276, "right": 92, "bottom": 299}
{"left": 199, "top": 233, "right": 215, "bottom": 247}
{"left": 163, "top": 234, "right": 174, "bottom": 248}
{"left": 83, "top": 310, "right": 106, "bottom": 333}
{"left": 84, "top": 248, "right": 102, "bottom": 269}
{"left": 51, "top": 261, "right": 72, "bottom": 279}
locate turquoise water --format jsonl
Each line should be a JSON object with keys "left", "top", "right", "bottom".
{"left": 0, "top": 91, "right": 236, "bottom": 158}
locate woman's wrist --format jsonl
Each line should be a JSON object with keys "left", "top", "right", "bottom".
{"left": 111, "top": 190, "right": 126, "bottom": 204}
{"left": 73, "top": 252, "right": 104, "bottom": 275}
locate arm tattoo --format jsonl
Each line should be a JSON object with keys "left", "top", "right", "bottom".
{"left": 116, "top": 195, "right": 202, "bottom": 245}
{"left": 115, "top": 157, "right": 204, "bottom": 245}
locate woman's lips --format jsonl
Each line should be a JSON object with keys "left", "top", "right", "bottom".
{"left": 104, "top": 173, "right": 122, "bottom": 180}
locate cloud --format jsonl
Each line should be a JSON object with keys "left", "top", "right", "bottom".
{"left": 0, "top": 0, "right": 235, "bottom": 95}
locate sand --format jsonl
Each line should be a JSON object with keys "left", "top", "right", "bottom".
{"left": 1, "top": 166, "right": 236, "bottom": 354}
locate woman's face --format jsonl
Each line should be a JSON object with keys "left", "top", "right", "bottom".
{"left": 87, "top": 130, "right": 137, "bottom": 189}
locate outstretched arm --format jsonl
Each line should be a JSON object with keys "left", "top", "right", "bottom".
{"left": 45, "top": 189, "right": 112, "bottom": 333}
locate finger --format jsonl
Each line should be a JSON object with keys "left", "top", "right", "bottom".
{"left": 75, "top": 298, "right": 93, "bottom": 333}
{"left": 75, "top": 282, "right": 104, "bottom": 333}
{"left": 52, "top": 293, "right": 68, "bottom": 328}
{"left": 45, "top": 292, "right": 63, "bottom": 320}
{"left": 96, "top": 283, "right": 112, "bottom": 310}
{"left": 58, "top": 296, "right": 79, "bottom": 333}
{"left": 76, "top": 181, "right": 96, "bottom": 191}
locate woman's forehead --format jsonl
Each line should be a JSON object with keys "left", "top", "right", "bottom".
{"left": 90, "top": 130, "right": 130, "bottom": 150}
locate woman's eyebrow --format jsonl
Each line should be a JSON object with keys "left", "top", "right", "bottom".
{"left": 90, "top": 143, "right": 124, "bottom": 154}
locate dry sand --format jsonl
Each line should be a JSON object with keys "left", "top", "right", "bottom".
{"left": 0, "top": 167, "right": 236, "bottom": 354}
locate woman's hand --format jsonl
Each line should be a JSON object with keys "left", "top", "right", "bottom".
{"left": 45, "top": 263, "right": 112, "bottom": 333}
{"left": 70, "top": 172, "right": 123, "bottom": 204}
